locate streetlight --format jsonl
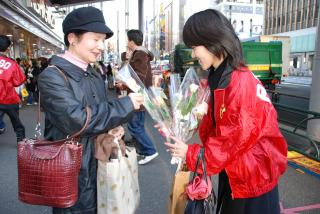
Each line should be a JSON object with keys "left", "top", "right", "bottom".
{"left": 229, "top": 5, "right": 232, "bottom": 22}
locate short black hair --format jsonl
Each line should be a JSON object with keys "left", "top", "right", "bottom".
{"left": 16, "top": 58, "right": 21, "bottom": 64}
{"left": 0, "top": 35, "right": 12, "bottom": 52}
{"left": 183, "top": 9, "right": 244, "bottom": 69}
{"left": 127, "top": 29, "right": 143, "bottom": 46}
{"left": 64, "top": 29, "right": 88, "bottom": 47}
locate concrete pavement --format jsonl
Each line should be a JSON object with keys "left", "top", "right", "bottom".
{"left": 0, "top": 103, "right": 319, "bottom": 214}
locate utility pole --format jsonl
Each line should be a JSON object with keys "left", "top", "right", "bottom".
{"left": 117, "top": 10, "right": 119, "bottom": 62}
{"left": 307, "top": 22, "right": 320, "bottom": 142}
{"left": 125, "top": 0, "right": 129, "bottom": 32}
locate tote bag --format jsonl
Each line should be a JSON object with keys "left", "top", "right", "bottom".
{"left": 97, "top": 141, "right": 140, "bottom": 214}
{"left": 168, "top": 169, "right": 191, "bottom": 214}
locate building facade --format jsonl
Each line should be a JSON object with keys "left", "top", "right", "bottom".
{"left": 264, "top": 0, "right": 320, "bottom": 76}
{"left": 215, "top": 0, "right": 264, "bottom": 40}
{"left": 142, "top": 0, "right": 217, "bottom": 59}
{"left": 265, "top": 0, "right": 319, "bottom": 34}
{"left": 0, "top": 0, "right": 64, "bottom": 59}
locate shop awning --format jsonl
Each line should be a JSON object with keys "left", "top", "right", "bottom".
{"left": 47, "top": 0, "right": 113, "bottom": 7}
{"left": 0, "top": 2, "right": 63, "bottom": 49}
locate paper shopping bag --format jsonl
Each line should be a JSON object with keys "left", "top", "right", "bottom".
{"left": 168, "top": 170, "right": 191, "bottom": 214}
{"left": 97, "top": 146, "right": 140, "bottom": 214}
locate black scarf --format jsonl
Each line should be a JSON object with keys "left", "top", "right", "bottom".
{"left": 208, "top": 59, "right": 228, "bottom": 125}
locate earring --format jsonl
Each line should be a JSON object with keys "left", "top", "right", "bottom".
{"left": 71, "top": 42, "right": 75, "bottom": 46}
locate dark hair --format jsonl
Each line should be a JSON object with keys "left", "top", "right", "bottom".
{"left": 0, "top": 35, "right": 12, "bottom": 52}
{"left": 121, "top": 52, "right": 127, "bottom": 62}
{"left": 64, "top": 29, "right": 88, "bottom": 47}
{"left": 16, "top": 58, "right": 21, "bottom": 64}
{"left": 31, "top": 59, "right": 38, "bottom": 68}
{"left": 38, "top": 57, "right": 48, "bottom": 70}
{"left": 183, "top": 9, "right": 244, "bottom": 69}
{"left": 127, "top": 29, "right": 143, "bottom": 46}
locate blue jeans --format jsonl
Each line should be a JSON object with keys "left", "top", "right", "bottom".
{"left": 127, "top": 111, "right": 156, "bottom": 156}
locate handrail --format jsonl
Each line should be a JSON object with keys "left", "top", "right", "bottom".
{"left": 267, "top": 89, "right": 310, "bottom": 100}
{"left": 281, "top": 128, "right": 320, "bottom": 159}
{"left": 288, "top": 145, "right": 320, "bottom": 162}
{"left": 273, "top": 102, "right": 320, "bottom": 117}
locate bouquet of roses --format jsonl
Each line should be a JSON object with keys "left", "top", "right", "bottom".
{"left": 169, "top": 68, "right": 210, "bottom": 165}
{"left": 115, "top": 64, "right": 172, "bottom": 132}
{"left": 116, "top": 65, "right": 210, "bottom": 167}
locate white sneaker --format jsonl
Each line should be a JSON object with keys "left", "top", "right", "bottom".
{"left": 138, "top": 152, "right": 159, "bottom": 165}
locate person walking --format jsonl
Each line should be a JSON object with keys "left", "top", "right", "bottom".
{"left": 25, "top": 59, "right": 41, "bottom": 105}
{"left": 126, "top": 29, "right": 158, "bottom": 165}
{"left": 37, "top": 7, "right": 143, "bottom": 213}
{"left": 0, "top": 35, "right": 26, "bottom": 142}
{"left": 164, "top": 9, "right": 287, "bottom": 214}
{"left": 106, "top": 63, "right": 114, "bottom": 89}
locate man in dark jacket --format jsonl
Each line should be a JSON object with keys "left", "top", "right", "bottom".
{"left": 127, "top": 29, "right": 158, "bottom": 165}
{"left": 0, "top": 35, "right": 26, "bottom": 141}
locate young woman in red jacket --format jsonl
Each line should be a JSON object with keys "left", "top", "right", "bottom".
{"left": 165, "top": 9, "right": 287, "bottom": 214}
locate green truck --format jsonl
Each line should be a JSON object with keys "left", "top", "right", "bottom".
{"left": 171, "top": 42, "right": 283, "bottom": 90}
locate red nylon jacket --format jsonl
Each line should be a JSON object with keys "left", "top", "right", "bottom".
{"left": 0, "top": 55, "right": 26, "bottom": 104}
{"left": 186, "top": 67, "right": 287, "bottom": 198}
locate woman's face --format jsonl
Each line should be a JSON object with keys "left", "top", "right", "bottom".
{"left": 68, "top": 32, "right": 106, "bottom": 63}
{"left": 191, "top": 45, "right": 221, "bottom": 70}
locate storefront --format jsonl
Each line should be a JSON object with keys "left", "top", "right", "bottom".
{"left": 0, "top": 0, "right": 64, "bottom": 59}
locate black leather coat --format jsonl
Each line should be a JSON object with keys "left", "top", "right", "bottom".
{"left": 38, "top": 56, "right": 134, "bottom": 213}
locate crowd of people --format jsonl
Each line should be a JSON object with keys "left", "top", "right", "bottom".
{"left": 0, "top": 35, "right": 51, "bottom": 141}
{"left": 0, "top": 6, "right": 288, "bottom": 214}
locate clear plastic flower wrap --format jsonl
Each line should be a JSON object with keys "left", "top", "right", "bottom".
{"left": 115, "top": 63, "right": 144, "bottom": 93}
{"left": 115, "top": 65, "right": 210, "bottom": 168}
{"left": 169, "top": 68, "right": 210, "bottom": 166}
{"left": 171, "top": 67, "right": 210, "bottom": 142}
{"left": 115, "top": 64, "right": 173, "bottom": 135}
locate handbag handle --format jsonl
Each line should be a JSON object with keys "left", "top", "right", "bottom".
{"left": 32, "top": 106, "right": 92, "bottom": 147}
{"left": 192, "top": 148, "right": 208, "bottom": 181}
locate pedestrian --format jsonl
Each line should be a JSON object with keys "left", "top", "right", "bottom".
{"left": 15, "top": 57, "right": 26, "bottom": 108}
{"left": 37, "top": 7, "right": 144, "bottom": 213}
{"left": 26, "top": 59, "right": 41, "bottom": 104}
{"left": 126, "top": 29, "right": 158, "bottom": 165}
{"left": 106, "top": 63, "right": 114, "bottom": 89}
{"left": 0, "top": 35, "right": 26, "bottom": 142}
{"left": 164, "top": 9, "right": 287, "bottom": 214}
{"left": 96, "top": 60, "right": 107, "bottom": 81}
{"left": 38, "top": 57, "right": 49, "bottom": 72}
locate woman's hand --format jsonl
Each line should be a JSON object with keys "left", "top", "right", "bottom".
{"left": 128, "top": 93, "right": 144, "bottom": 110}
{"left": 154, "top": 123, "right": 170, "bottom": 138}
{"left": 165, "top": 135, "right": 188, "bottom": 159}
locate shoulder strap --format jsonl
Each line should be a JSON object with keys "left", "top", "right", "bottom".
{"left": 34, "top": 65, "right": 92, "bottom": 145}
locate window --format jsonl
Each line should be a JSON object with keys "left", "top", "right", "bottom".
{"left": 297, "top": 11, "right": 301, "bottom": 22}
{"left": 316, "top": 0, "right": 320, "bottom": 20}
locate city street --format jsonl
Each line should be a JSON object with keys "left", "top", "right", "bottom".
{"left": 275, "top": 81, "right": 311, "bottom": 129}
{"left": 0, "top": 96, "right": 319, "bottom": 214}
{"left": 0, "top": 0, "right": 320, "bottom": 213}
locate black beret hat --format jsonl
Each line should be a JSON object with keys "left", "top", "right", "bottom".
{"left": 62, "top": 6, "right": 113, "bottom": 39}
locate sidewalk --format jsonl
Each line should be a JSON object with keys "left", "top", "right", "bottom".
{"left": 0, "top": 103, "right": 319, "bottom": 213}
{"left": 282, "top": 76, "right": 312, "bottom": 85}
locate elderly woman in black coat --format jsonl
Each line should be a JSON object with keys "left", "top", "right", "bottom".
{"left": 38, "top": 7, "right": 143, "bottom": 213}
